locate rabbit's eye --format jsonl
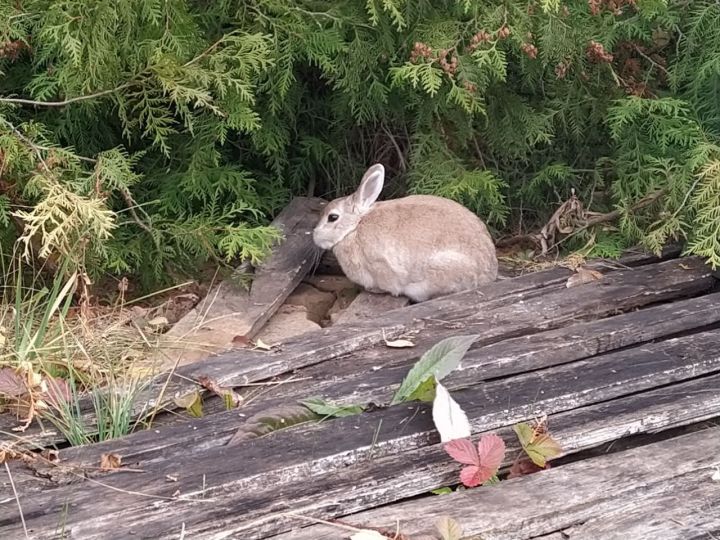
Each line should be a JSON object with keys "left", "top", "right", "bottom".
{"left": 328, "top": 213, "right": 339, "bottom": 223}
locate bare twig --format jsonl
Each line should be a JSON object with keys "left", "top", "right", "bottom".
{"left": 382, "top": 124, "right": 407, "bottom": 173}
{"left": 0, "top": 83, "right": 131, "bottom": 108}
{"left": 633, "top": 45, "right": 669, "bottom": 75}
{"left": 495, "top": 189, "right": 666, "bottom": 254}
{"left": 582, "top": 189, "right": 665, "bottom": 228}
{"left": 118, "top": 188, "right": 153, "bottom": 235}
{"left": 550, "top": 189, "right": 666, "bottom": 252}
{"left": 4, "top": 462, "right": 30, "bottom": 539}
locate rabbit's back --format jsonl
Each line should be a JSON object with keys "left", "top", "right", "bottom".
{"left": 333, "top": 194, "right": 497, "bottom": 302}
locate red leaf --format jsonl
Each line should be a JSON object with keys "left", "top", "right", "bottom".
{"left": 459, "top": 465, "right": 496, "bottom": 487}
{"left": 447, "top": 434, "right": 507, "bottom": 488}
{"left": 444, "top": 438, "right": 478, "bottom": 466}
{"left": 232, "top": 335, "right": 250, "bottom": 347}
{"left": 476, "top": 433, "right": 505, "bottom": 472}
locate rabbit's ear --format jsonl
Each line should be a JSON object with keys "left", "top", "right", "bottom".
{"left": 352, "top": 164, "right": 385, "bottom": 212}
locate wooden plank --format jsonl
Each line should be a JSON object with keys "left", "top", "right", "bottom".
{"left": 4, "top": 263, "right": 716, "bottom": 453}
{"left": 267, "top": 290, "right": 720, "bottom": 408}
{"left": 8, "top": 371, "right": 720, "bottom": 539}
{"left": 543, "top": 481, "right": 720, "bottom": 540}
{"left": 132, "top": 256, "right": 714, "bottom": 416}
{"left": 150, "top": 289, "right": 720, "bottom": 456}
{"left": 0, "top": 288, "right": 709, "bottom": 502}
{"left": 278, "top": 426, "right": 720, "bottom": 540}
{"left": 2, "top": 256, "right": 716, "bottom": 458}
{"left": 4, "top": 332, "right": 720, "bottom": 539}
{"left": 7, "top": 370, "right": 720, "bottom": 535}
{"left": 0, "top": 257, "right": 598, "bottom": 448}
{"left": 20, "top": 293, "right": 720, "bottom": 473}
{"left": 332, "top": 291, "right": 410, "bottom": 325}
{"left": 151, "top": 196, "right": 325, "bottom": 369}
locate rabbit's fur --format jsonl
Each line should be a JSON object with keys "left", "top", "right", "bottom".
{"left": 312, "top": 163, "right": 498, "bottom": 302}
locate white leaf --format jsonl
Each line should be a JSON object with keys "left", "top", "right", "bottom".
{"left": 432, "top": 381, "right": 471, "bottom": 443}
{"left": 350, "top": 530, "right": 387, "bottom": 540}
{"left": 385, "top": 339, "right": 415, "bottom": 348}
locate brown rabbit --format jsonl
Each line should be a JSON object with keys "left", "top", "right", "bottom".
{"left": 312, "top": 164, "right": 498, "bottom": 302}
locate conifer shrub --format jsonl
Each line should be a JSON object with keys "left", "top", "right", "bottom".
{"left": 1, "top": 0, "right": 719, "bottom": 288}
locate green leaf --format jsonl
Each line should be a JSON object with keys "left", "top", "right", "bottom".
{"left": 407, "top": 375, "right": 437, "bottom": 402}
{"left": 174, "top": 390, "right": 204, "bottom": 418}
{"left": 300, "top": 397, "right": 365, "bottom": 418}
{"left": 391, "top": 335, "right": 479, "bottom": 405}
{"left": 483, "top": 474, "right": 500, "bottom": 486}
{"left": 431, "top": 487, "right": 453, "bottom": 495}
{"left": 513, "top": 422, "right": 563, "bottom": 467}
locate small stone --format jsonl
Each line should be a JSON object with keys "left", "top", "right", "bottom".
{"left": 285, "top": 283, "right": 336, "bottom": 323}
{"left": 256, "top": 306, "right": 321, "bottom": 343}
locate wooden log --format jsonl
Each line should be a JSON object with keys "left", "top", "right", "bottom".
{"left": 131, "top": 256, "right": 715, "bottom": 416}
{"left": 150, "top": 196, "right": 325, "bottom": 369}
{"left": 4, "top": 330, "right": 720, "bottom": 539}
{"left": 19, "top": 292, "right": 720, "bottom": 474}
{"left": 3, "top": 260, "right": 714, "bottom": 452}
{"left": 0, "top": 247, "right": 692, "bottom": 449}
{"left": 279, "top": 426, "right": 720, "bottom": 540}
{"left": 275, "top": 289, "right": 720, "bottom": 408}
{"left": 540, "top": 481, "right": 720, "bottom": 539}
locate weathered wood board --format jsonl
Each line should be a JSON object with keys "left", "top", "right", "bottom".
{"left": 3, "top": 328, "right": 720, "bottom": 538}
{"left": 150, "top": 196, "right": 325, "bottom": 370}
{"left": 542, "top": 480, "right": 720, "bottom": 540}
{"left": 10, "top": 291, "right": 720, "bottom": 482}
{"left": 280, "top": 426, "right": 720, "bottom": 540}
{"left": 0, "top": 252, "right": 712, "bottom": 449}
{"left": 1, "top": 245, "right": 718, "bottom": 540}
{"left": 129, "top": 255, "right": 715, "bottom": 419}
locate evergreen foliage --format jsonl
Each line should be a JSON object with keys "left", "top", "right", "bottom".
{"left": 1, "top": 0, "right": 719, "bottom": 288}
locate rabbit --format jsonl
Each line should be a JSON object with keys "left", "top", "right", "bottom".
{"left": 312, "top": 163, "right": 498, "bottom": 303}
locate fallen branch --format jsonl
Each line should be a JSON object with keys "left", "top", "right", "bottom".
{"left": 496, "top": 189, "right": 666, "bottom": 255}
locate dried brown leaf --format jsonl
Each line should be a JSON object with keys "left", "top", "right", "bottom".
{"left": 566, "top": 267, "right": 603, "bottom": 288}
{"left": 253, "top": 338, "right": 273, "bottom": 351}
{"left": 232, "top": 335, "right": 251, "bottom": 347}
{"left": 41, "top": 449, "right": 60, "bottom": 464}
{"left": 508, "top": 456, "right": 547, "bottom": 478}
{"left": 147, "top": 316, "right": 169, "bottom": 327}
{"left": 436, "top": 516, "right": 463, "bottom": 540}
{"left": 173, "top": 390, "right": 204, "bottom": 417}
{"left": 100, "top": 453, "right": 122, "bottom": 471}
{"left": 0, "top": 367, "right": 27, "bottom": 397}
{"left": 43, "top": 376, "right": 71, "bottom": 411}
